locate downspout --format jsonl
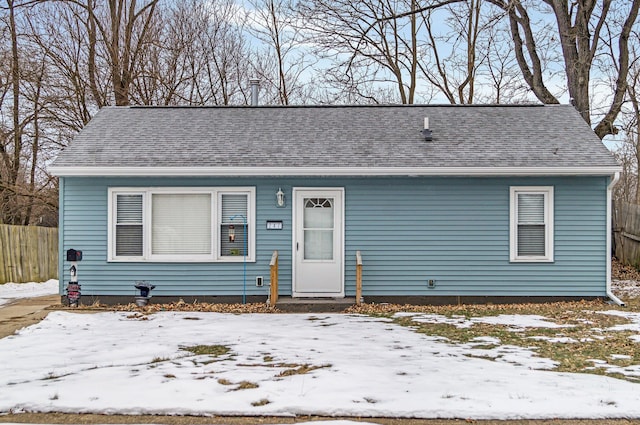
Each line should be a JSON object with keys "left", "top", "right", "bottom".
{"left": 606, "top": 172, "right": 624, "bottom": 306}
{"left": 58, "top": 177, "right": 64, "bottom": 300}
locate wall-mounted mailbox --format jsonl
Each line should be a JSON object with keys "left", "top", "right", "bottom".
{"left": 66, "top": 249, "right": 83, "bottom": 262}
{"left": 266, "top": 220, "right": 283, "bottom": 230}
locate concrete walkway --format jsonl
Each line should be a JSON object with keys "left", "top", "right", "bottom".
{"left": 0, "top": 294, "right": 60, "bottom": 338}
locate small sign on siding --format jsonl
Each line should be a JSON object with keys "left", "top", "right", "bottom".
{"left": 266, "top": 220, "right": 283, "bottom": 230}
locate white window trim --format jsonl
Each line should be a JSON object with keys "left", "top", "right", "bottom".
{"left": 217, "top": 190, "right": 255, "bottom": 261}
{"left": 509, "top": 186, "right": 554, "bottom": 263}
{"left": 147, "top": 189, "right": 215, "bottom": 262}
{"left": 108, "top": 187, "right": 255, "bottom": 262}
{"left": 108, "top": 189, "right": 146, "bottom": 262}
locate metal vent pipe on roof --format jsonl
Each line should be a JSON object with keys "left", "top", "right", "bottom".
{"left": 421, "top": 116, "right": 433, "bottom": 141}
{"left": 250, "top": 78, "right": 260, "bottom": 106}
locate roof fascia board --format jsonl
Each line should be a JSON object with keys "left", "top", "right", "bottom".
{"left": 49, "top": 166, "right": 622, "bottom": 177}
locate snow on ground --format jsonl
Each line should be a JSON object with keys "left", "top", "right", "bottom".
{"left": 0, "top": 423, "right": 372, "bottom": 425}
{"left": 1, "top": 311, "right": 640, "bottom": 420}
{"left": 612, "top": 279, "right": 640, "bottom": 298}
{"left": 0, "top": 279, "right": 58, "bottom": 306}
{"left": 599, "top": 309, "right": 640, "bottom": 332}
{"left": 394, "top": 312, "right": 573, "bottom": 330}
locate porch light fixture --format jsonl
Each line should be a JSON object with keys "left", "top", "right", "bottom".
{"left": 276, "top": 187, "right": 285, "bottom": 207}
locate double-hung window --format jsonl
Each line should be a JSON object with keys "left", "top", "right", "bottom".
{"left": 108, "top": 187, "right": 255, "bottom": 262}
{"left": 509, "top": 186, "right": 554, "bottom": 262}
{"left": 114, "top": 193, "right": 144, "bottom": 257}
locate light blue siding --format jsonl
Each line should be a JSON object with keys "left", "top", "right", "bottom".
{"left": 59, "top": 176, "right": 609, "bottom": 298}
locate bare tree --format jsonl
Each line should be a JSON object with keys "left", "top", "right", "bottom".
{"left": 419, "top": 0, "right": 490, "bottom": 104}
{"left": 196, "top": 0, "right": 251, "bottom": 105}
{"left": 478, "top": 22, "right": 531, "bottom": 103}
{"left": 486, "top": 0, "right": 640, "bottom": 139}
{"left": 618, "top": 39, "right": 640, "bottom": 203}
{"left": 129, "top": 3, "right": 191, "bottom": 105}
{"left": 64, "top": 0, "right": 160, "bottom": 106}
{"left": 27, "top": 2, "right": 102, "bottom": 129}
{"left": 299, "top": 0, "right": 430, "bottom": 104}
{"left": 0, "top": 1, "right": 58, "bottom": 225}
{"left": 155, "top": 0, "right": 251, "bottom": 106}
{"left": 0, "top": 0, "right": 24, "bottom": 224}
{"left": 247, "top": 0, "right": 316, "bottom": 105}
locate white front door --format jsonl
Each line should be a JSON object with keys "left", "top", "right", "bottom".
{"left": 293, "top": 188, "right": 344, "bottom": 297}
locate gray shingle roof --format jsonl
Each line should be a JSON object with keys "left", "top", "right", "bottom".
{"left": 50, "top": 104, "right": 619, "bottom": 172}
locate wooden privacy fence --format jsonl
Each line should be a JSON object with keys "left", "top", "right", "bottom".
{"left": 0, "top": 224, "right": 58, "bottom": 284}
{"left": 613, "top": 201, "right": 640, "bottom": 268}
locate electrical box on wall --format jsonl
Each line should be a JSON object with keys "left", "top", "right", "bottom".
{"left": 427, "top": 279, "right": 436, "bottom": 288}
{"left": 256, "top": 276, "right": 264, "bottom": 287}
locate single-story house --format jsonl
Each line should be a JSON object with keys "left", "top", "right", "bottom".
{"left": 49, "top": 104, "right": 622, "bottom": 305}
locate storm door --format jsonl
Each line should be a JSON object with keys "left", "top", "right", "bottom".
{"left": 292, "top": 188, "right": 344, "bottom": 297}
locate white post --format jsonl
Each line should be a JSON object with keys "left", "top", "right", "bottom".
{"left": 68, "top": 261, "right": 79, "bottom": 307}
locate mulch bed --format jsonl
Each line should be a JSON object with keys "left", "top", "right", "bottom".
{"left": 57, "top": 258, "right": 640, "bottom": 314}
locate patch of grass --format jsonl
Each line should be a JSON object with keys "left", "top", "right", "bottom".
{"left": 263, "top": 355, "right": 274, "bottom": 362}
{"left": 471, "top": 344, "right": 500, "bottom": 350}
{"left": 238, "top": 362, "right": 299, "bottom": 368}
{"left": 251, "top": 398, "right": 270, "bottom": 406}
{"left": 216, "top": 378, "right": 259, "bottom": 391}
{"left": 42, "top": 372, "right": 61, "bottom": 380}
{"left": 464, "top": 353, "right": 497, "bottom": 361}
{"left": 150, "top": 357, "right": 169, "bottom": 363}
{"left": 163, "top": 374, "right": 176, "bottom": 379}
{"left": 125, "top": 313, "right": 149, "bottom": 321}
{"left": 306, "top": 316, "right": 328, "bottom": 321}
{"left": 180, "top": 344, "right": 230, "bottom": 357}
{"left": 233, "top": 380, "right": 259, "bottom": 390}
{"left": 355, "top": 300, "right": 640, "bottom": 382}
{"left": 278, "top": 363, "right": 331, "bottom": 377}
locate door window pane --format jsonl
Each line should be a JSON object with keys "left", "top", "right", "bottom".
{"left": 304, "top": 230, "right": 333, "bottom": 260}
{"left": 304, "top": 197, "right": 334, "bottom": 260}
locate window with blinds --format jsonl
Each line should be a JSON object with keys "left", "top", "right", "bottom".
{"left": 109, "top": 187, "right": 254, "bottom": 262}
{"left": 517, "top": 193, "right": 545, "bottom": 256}
{"left": 220, "top": 194, "right": 249, "bottom": 257}
{"left": 152, "top": 193, "right": 211, "bottom": 256}
{"left": 115, "top": 194, "right": 143, "bottom": 257}
{"left": 510, "top": 187, "right": 554, "bottom": 262}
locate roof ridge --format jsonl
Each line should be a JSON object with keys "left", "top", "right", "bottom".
{"left": 127, "top": 103, "right": 549, "bottom": 110}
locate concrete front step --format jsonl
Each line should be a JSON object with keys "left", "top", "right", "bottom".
{"left": 275, "top": 296, "right": 356, "bottom": 313}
